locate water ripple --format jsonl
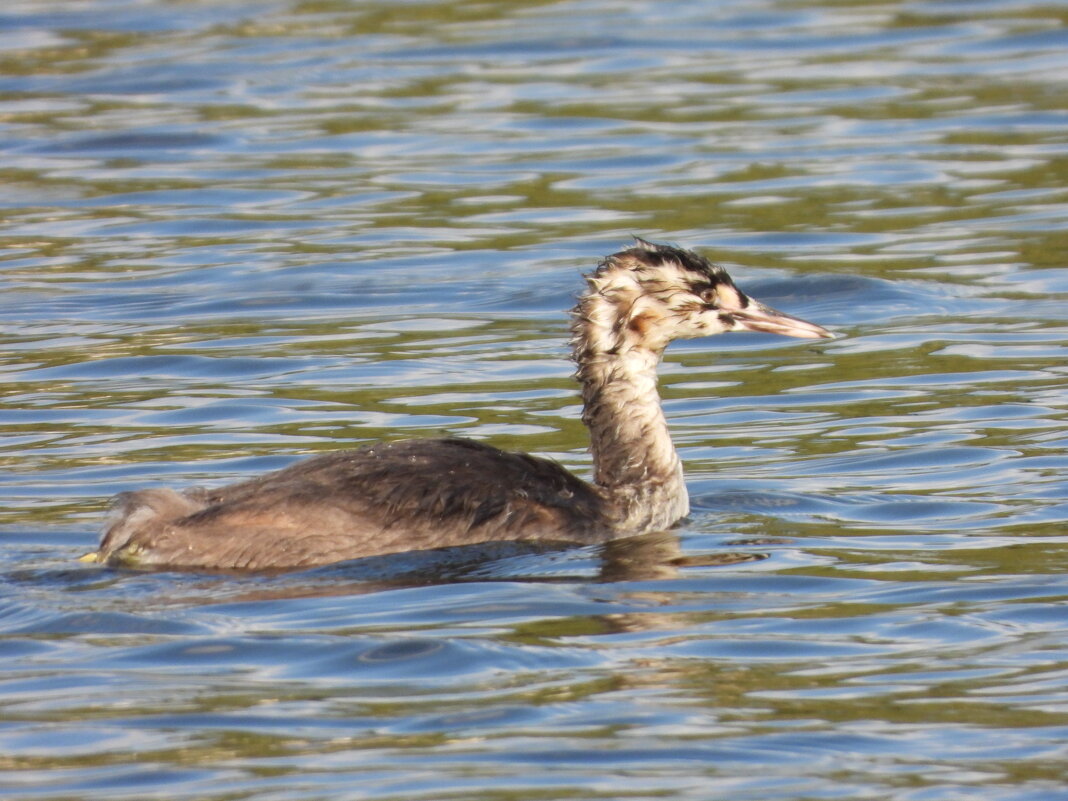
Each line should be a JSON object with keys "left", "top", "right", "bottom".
{"left": 2, "top": 0, "right": 1067, "bottom": 799}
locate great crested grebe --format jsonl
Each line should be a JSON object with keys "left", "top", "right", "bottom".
{"left": 84, "top": 239, "right": 832, "bottom": 571}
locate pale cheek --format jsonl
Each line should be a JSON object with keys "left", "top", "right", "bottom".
{"left": 696, "top": 314, "right": 721, "bottom": 331}
{"left": 676, "top": 319, "right": 713, "bottom": 338}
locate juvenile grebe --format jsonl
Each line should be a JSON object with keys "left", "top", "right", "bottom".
{"left": 85, "top": 239, "right": 831, "bottom": 570}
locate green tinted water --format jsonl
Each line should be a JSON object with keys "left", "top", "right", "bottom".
{"left": 2, "top": 1, "right": 1067, "bottom": 799}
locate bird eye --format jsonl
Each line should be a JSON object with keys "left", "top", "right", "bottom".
{"left": 700, "top": 287, "right": 719, "bottom": 305}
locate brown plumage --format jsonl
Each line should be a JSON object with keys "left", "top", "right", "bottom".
{"left": 86, "top": 239, "right": 832, "bottom": 571}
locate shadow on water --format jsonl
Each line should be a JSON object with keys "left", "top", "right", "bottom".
{"left": 5, "top": 530, "right": 768, "bottom": 611}
{"left": 3, "top": 0, "right": 1068, "bottom": 798}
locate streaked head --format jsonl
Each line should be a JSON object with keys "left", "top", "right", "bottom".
{"left": 574, "top": 238, "right": 832, "bottom": 355}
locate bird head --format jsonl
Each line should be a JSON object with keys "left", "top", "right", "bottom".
{"left": 576, "top": 239, "right": 832, "bottom": 356}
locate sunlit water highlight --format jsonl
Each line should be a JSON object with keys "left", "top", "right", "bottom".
{"left": 2, "top": 1, "right": 1067, "bottom": 799}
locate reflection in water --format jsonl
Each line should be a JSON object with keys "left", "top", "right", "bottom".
{"left": 55, "top": 533, "right": 763, "bottom": 607}
{"left": 2, "top": 0, "right": 1068, "bottom": 799}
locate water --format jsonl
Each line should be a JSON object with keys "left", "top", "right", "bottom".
{"left": 2, "top": 0, "right": 1067, "bottom": 798}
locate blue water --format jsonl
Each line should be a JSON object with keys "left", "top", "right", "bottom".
{"left": 2, "top": 1, "right": 1068, "bottom": 799}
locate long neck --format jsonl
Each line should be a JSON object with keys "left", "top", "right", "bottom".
{"left": 571, "top": 294, "right": 689, "bottom": 533}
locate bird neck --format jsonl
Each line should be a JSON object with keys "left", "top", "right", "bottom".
{"left": 570, "top": 298, "right": 689, "bottom": 533}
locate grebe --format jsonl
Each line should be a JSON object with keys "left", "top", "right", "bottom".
{"left": 84, "top": 239, "right": 832, "bottom": 570}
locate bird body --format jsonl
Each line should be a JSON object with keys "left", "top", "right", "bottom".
{"left": 87, "top": 240, "right": 831, "bottom": 570}
{"left": 100, "top": 438, "right": 609, "bottom": 570}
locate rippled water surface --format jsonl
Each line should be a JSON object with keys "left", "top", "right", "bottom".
{"left": 3, "top": 0, "right": 1068, "bottom": 798}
